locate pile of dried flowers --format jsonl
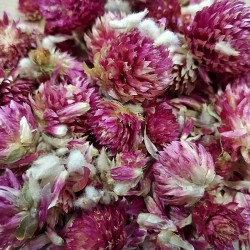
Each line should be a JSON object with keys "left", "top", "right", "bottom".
{"left": 0, "top": 0, "right": 250, "bottom": 249}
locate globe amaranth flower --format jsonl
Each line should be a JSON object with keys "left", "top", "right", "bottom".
{"left": 0, "top": 68, "right": 35, "bottom": 106}
{"left": 153, "top": 141, "right": 219, "bottom": 206}
{"left": 146, "top": 100, "right": 179, "bottom": 146}
{"left": 18, "top": 0, "right": 41, "bottom": 21}
{"left": 84, "top": 11, "right": 126, "bottom": 59}
{"left": 88, "top": 100, "right": 143, "bottom": 153}
{"left": 193, "top": 201, "right": 247, "bottom": 250}
{"left": 30, "top": 76, "right": 99, "bottom": 136}
{"left": 65, "top": 204, "right": 127, "bottom": 250}
{"left": 40, "top": 0, "right": 105, "bottom": 34}
{"left": 0, "top": 169, "right": 39, "bottom": 248}
{"left": 84, "top": 29, "right": 172, "bottom": 103}
{"left": 185, "top": 0, "right": 250, "bottom": 74}
{"left": 215, "top": 83, "right": 250, "bottom": 164}
{"left": 0, "top": 101, "right": 39, "bottom": 165}
{"left": 0, "top": 13, "right": 34, "bottom": 70}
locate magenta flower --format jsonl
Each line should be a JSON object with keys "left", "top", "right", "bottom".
{"left": 88, "top": 100, "right": 143, "bottom": 153}
{"left": 0, "top": 101, "right": 38, "bottom": 165}
{"left": 215, "top": 83, "right": 250, "bottom": 163}
{"left": 0, "top": 13, "right": 33, "bottom": 70}
{"left": 40, "top": 0, "right": 105, "bottom": 34}
{"left": 30, "top": 76, "right": 99, "bottom": 136}
{"left": 185, "top": 0, "right": 250, "bottom": 74}
{"left": 84, "top": 12, "right": 126, "bottom": 59}
{"left": 193, "top": 201, "right": 247, "bottom": 250}
{"left": 146, "top": 100, "right": 179, "bottom": 146}
{"left": 84, "top": 29, "right": 172, "bottom": 103}
{"left": 65, "top": 204, "right": 127, "bottom": 250}
{"left": 153, "top": 141, "right": 218, "bottom": 206}
{"left": 18, "top": 0, "right": 41, "bottom": 21}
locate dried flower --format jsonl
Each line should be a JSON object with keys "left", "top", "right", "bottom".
{"left": 153, "top": 141, "right": 218, "bottom": 206}
{"left": 65, "top": 204, "right": 127, "bottom": 250}
{"left": 146, "top": 100, "right": 179, "bottom": 146}
{"left": 40, "top": 0, "right": 105, "bottom": 34}
{"left": 84, "top": 12, "right": 126, "bottom": 59}
{"left": 18, "top": 0, "right": 41, "bottom": 21}
{"left": 0, "top": 13, "right": 33, "bottom": 70}
{"left": 193, "top": 201, "right": 247, "bottom": 250}
{"left": 30, "top": 76, "right": 99, "bottom": 136}
{"left": 185, "top": 0, "right": 250, "bottom": 74}
{"left": 0, "top": 101, "right": 39, "bottom": 165}
{"left": 88, "top": 100, "right": 143, "bottom": 153}
{"left": 84, "top": 29, "right": 172, "bottom": 103}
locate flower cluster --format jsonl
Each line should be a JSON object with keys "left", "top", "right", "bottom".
{"left": 0, "top": 0, "right": 249, "bottom": 249}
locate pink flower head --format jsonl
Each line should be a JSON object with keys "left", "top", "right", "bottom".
{"left": 18, "top": 0, "right": 41, "bottom": 21}
{"left": 40, "top": 0, "right": 105, "bottom": 34}
{"left": 215, "top": 83, "right": 250, "bottom": 163}
{"left": 146, "top": 100, "right": 179, "bottom": 146}
{"left": 84, "top": 29, "right": 172, "bottom": 103}
{"left": 0, "top": 101, "right": 38, "bottom": 164}
{"left": 88, "top": 100, "right": 143, "bottom": 153}
{"left": 84, "top": 11, "right": 126, "bottom": 59}
{"left": 0, "top": 13, "right": 33, "bottom": 70}
{"left": 185, "top": 0, "right": 250, "bottom": 74}
{"left": 30, "top": 76, "right": 100, "bottom": 136}
{"left": 153, "top": 141, "right": 218, "bottom": 206}
{"left": 65, "top": 204, "right": 127, "bottom": 250}
{"left": 193, "top": 201, "right": 247, "bottom": 250}
{"left": 0, "top": 69, "right": 35, "bottom": 106}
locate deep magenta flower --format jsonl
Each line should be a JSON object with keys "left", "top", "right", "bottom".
{"left": 84, "top": 29, "right": 172, "bottom": 103}
{"left": 40, "top": 0, "right": 105, "bottom": 34}
{"left": 153, "top": 141, "right": 218, "bottom": 206}
{"left": 30, "top": 76, "right": 100, "bottom": 136}
{"left": 65, "top": 204, "right": 127, "bottom": 250}
{"left": 0, "top": 101, "right": 38, "bottom": 165}
{"left": 0, "top": 13, "right": 33, "bottom": 70}
{"left": 88, "top": 100, "right": 143, "bottom": 153}
{"left": 185, "top": 0, "right": 250, "bottom": 74}
{"left": 18, "top": 0, "right": 41, "bottom": 21}
{"left": 84, "top": 12, "right": 126, "bottom": 59}
{"left": 146, "top": 100, "right": 179, "bottom": 146}
{"left": 193, "top": 201, "right": 247, "bottom": 250}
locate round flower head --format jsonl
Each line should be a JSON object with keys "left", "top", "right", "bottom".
{"left": 0, "top": 101, "right": 38, "bottom": 165}
{"left": 193, "top": 201, "right": 247, "bottom": 250}
{"left": 30, "top": 76, "right": 99, "bottom": 137}
{"left": 0, "top": 13, "right": 33, "bottom": 70}
{"left": 84, "top": 29, "right": 172, "bottom": 103}
{"left": 153, "top": 141, "right": 218, "bottom": 206}
{"left": 88, "top": 100, "right": 143, "bottom": 153}
{"left": 215, "top": 82, "right": 250, "bottom": 164}
{"left": 146, "top": 100, "right": 179, "bottom": 146}
{"left": 40, "top": 0, "right": 105, "bottom": 34}
{"left": 18, "top": 0, "right": 41, "bottom": 21}
{"left": 185, "top": 0, "right": 250, "bottom": 74}
{"left": 84, "top": 12, "right": 126, "bottom": 59}
{"left": 65, "top": 204, "right": 127, "bottom": 250}
{"left": 0, "top": 69, "right": 35, "bottom": 106}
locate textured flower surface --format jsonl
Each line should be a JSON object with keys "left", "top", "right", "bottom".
{"left": 0, "top": 13, "right": 33, "bottom": 70}
{"left": 40, "top": 0, "right": 105, "bottom": 34}
{"left": 84, "top": 29, "right": 172, "bottom": 103}
{"left": 215, "top": 83, "right": 250, "bottom": 163}
{"left": 65, "top": 204, "right": 127, "bottom": 250}
{"left": 88, "top": 100, "right": 143, "bottom": 153}
{"left": 153, "top": 141, "right": 218, "bottom": 206}
{"left": 146, "top": 100, "right": 179, "bottom": 146}
{"left": 84, "top": 12, "right": 126, "bottom": 59}
{"left": 0, "top": 101, "right": 38, "bottom": 164}
{"left": 30, "top": 76, "right": 99, "bottom": 136}
{"left": 18, "top": 0, "right": 41, "bottom": 21}
{"left": 185, "top": 0, "right": 250, "bottom": 74}
{"left": 193, "top": 201, "right": 247, "bottom": 250}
